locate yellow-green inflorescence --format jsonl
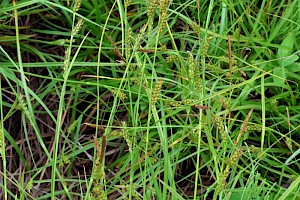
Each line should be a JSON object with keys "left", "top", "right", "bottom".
{"left": 63, "top": 46, "right": 70, "bottom": 73}
{"left": 188, "top": 52, "right": 196, "bottom": 84}
{"left": 111, "top": 88, "right": 128, "bottom": 101}
{"left": 158, "top": 0, "right": 169, "bottom": 33}
{"left": 124, "top": 0, "right": 132, "bottom": 8}
{"left": 120, "top": 121, "right": 133, "bottom": 153}
{"left": 194, "top": 62, "right": 202, "bottom": 93}
{"left": 26, "top": 179, "right": 33, "bottom": 192}
{"left": 125, "top": 27, "right": 132, "bottom": 60}
{"left": 166, "top": 54, "right": 180, "bottom": 63}
{"left": 91, "top": 185, "right": 107, "bottom": 200}
{"left": 151, "top": 80, "right": 164, "bottom": 108}
{"left": 213, "top": 114, "right": 227, "bottom": 141}
{"left": 191, "top": 21, "right": 200, "bottom": 35}
{"left": 73, "top": 0, "right": 81, "bottom": 13}
{"left": 91, "top": 137, "right": 107, "bottom": 199}
{"left": 147, "top": 0, "right": 159, "bottom": 36}
{"left": 217, "top": 96, "right": 230, "bottom": 110}
{"left": 201, "top": 36, "right": 213, "bottom": 58}
{"left": 0, "top": 128, "right": 4, "bottom": 151}
{"left": 71, "top": 18, "right": 84, "bottom": 37}
{"left": 216, "top": 147, "right": 244, "bottom": 195}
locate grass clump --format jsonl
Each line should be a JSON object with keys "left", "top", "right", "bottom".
{"left": 0, "top": 0, "right": 299, "bottom": 199}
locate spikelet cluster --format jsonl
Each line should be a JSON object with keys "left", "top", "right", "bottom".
{"left": 165, "top": 99, "right": 196, "bottom": 108}
{"left": 92, "top": 185, "right": 107, "bottom": 200}
{"left": 72, "top": 18, "right": 84, "bottom": 36}
{"left": 63, "top": 47, "right": 70, "bottom": 76}
{"left": 182, "top": 99, "right": 196, "bottom": 105}
{"left": 205, "top": 64, "right": 223, "bottom": 74}
{"left": 151, "top": 80, "right": 164, "bottom": 108}
{"left": 218, "top": 56, "right": 237, "bottom": 65}
{"left": 125, "top": 27, "right": 132, "bottom": 60}
{"left": 165, "top": 100, "right": 181, "bottom": 108}
{"left": 68, "top": 118, "right": 79, "bottom": 134}
{"left": 106, "top": 130, "right": 120, "bottom": 139}
{"left": 17, "top": 96, "right": 27, "bottom": 111}
{"left": 191, "top": 21, "right": 200, "bottom": 35}
{"left": 218, "top": 96, "right": 230, "bottom": 110}
{"left": 166, "top": 55, "right": 179, "bottom": 63}
{"left": 233, "top": 28, "right": 240, "bottom": 39}
{"left": 270, "top": 99, "right": 278, "bottom": 110}
{"left": 17, "top": 96, "right": 31, "bottom": 121}
{"left": 158, "top": 0, "right": 169, "bottom": 33}
{"left": 188, "top": 52, "right": 196, "bottom": 84}
{"left": 216, "top": 165, "right": 230, "bottom": 195}
{"left": 62, "top": 154, "right": 70, "bottom": 166}
{"left": 160, "top": 0, "right": 169, "bottom": 20}
{"left": 285, "top": 137, "right": 293, "bottom": 151}
{"left": 132, "top": 188, "right": 142, "bottom": 200}
{"left": 201, "top": 36, "right": 212, "bottom": 58}
{"left": 124, "top": 0, "right": 132, "bottom": 8}
{"left": 26, "top": 179, "right": 33, "bottom": 192}
{"left": 93, "top": 158, "right": 104, "bottom": 182}
{"left": 133, "top": 25, "right": 147, "bottom": 53}
{"left": 59, "top": 154, "right": 70, "bottom": 168}
{"left": 213, "top": 114, "right": 227, "bottom": 141}
{"left": 0, "top": 129, "right": 4, "bottom": 150}
{"left": 194, "top": 64, "right": 202, "bottom": 93}
{"left": 229, "top": 148, "right": 244, "bottom": 164}
{"left": 159, "top": 43, "right": 167, "bottom": 52}
{"left": 147, "top": 0, "right": 159, "bottom": 36}
{"left": 120, "top": 121, "right": 132, "bottom": 153}
{"left": 92, "top": 137, "right": 105, "bottom": 183}
{"left": 245, "top": 124, "right": 261, "bottom": 132}
{"left": 250, "top": 145, "right": 259, "bottom": 154}
{"left": 111, "top": 89, "right": 127, "bottom": 101}
{"left": 216, "top": 148, "right": 243, "bottom": 194}
{"left": 73, "top": 0, "right": 81, "bottom": 13}
{"left": 249, "top": 145, "right": 265, "bottom": 159}
{"left": 147, "top": 0, "right": 159, "bottom": 19}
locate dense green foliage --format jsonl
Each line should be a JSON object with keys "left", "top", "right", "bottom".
{"left": 0, "top": 0, "right": 299, "bottom": 199}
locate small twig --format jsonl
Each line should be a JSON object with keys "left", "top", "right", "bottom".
{"left": 234, "top": 108, "right": 253, "bottom": 146}
{"left": 93, "top": 135, "right": 106, "bottom": 164}
{"left": 93, "top": 136, "right": 101, "bottom": 158}
{"left": 286, "top": 107, "right": 290, "bottom": 130}
{"left": 196, "top": 0, "right": 200, "bottom": 10}
{"left": 83, "top": 123, "right": 106, "bottom": 130}
{"left": 107, "top": 35, "right": 126, "bottom": 63}
{"left": 228, "top": 35, "right": 232, "bottom": 74}
{"left": 100, "top": 135, "right": 107, "bottom": 163}
{"left": 137, "top": 48, "right": 156, "bottom": 53}
{"left": 194, "top": 105, "right": 210, "bottom": 111}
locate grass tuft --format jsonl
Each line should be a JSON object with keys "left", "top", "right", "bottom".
{"left": 0, "top": 0, "right": 299, "bottom": 199}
